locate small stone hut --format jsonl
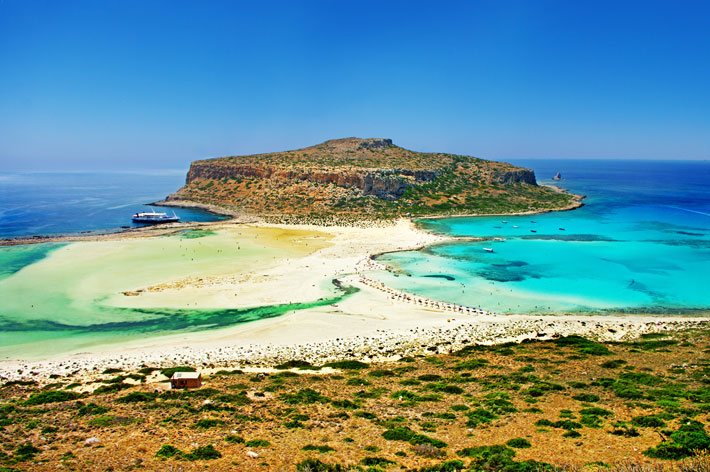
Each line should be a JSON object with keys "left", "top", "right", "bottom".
{"left": 170, "top": 371, "right": 202, "bottom": 389}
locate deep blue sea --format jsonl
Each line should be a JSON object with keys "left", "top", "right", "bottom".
{"left": 375, "top": 160, "right": 710, "bottom": 314}
{"left": 0, "top": 171, "right": 224, "bottom": 238}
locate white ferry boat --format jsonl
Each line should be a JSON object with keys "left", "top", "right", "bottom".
{"left": 132, "top": 209, "right": 180, "bottom": 224}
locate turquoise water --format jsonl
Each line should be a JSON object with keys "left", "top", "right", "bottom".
{"left": 0, "top": 230, "right": 354, "bottom": 360}
{"left": 375, "top": 160, "right": 710, "bottom": 314}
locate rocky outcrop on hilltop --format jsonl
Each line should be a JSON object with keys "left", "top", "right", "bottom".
{"left": 183, "top": 163, "right": 440, "bottom": 200}
{"left": 164, "top": 137, "right": 578, "bottom": 219}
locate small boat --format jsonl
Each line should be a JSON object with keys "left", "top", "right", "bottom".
{"left": 553, "top": 172, "right": 562, "bottom": 180}
{"left": 502, "top": 221, "right": 507, "bottom": 224}
{"left": 483, "top": 248, "right": 494, "bottom": 253}
{"left": 132, "top": 209, "right": 180, "bottom": 224}
{"left": 530, "top": 229, "right": 537, "bottom": 233}
{"left": 531, "top": 220, "right": 536, "bottom": 223}
{"left": 559, "top": 227, "right": 566, "bottom": 231}
{"left": 513, "top": 225, "right": 519, "bottom": 228}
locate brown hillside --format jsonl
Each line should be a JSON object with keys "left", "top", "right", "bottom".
{"left": 165, "top": 138, "right": 579, "bottom": 220}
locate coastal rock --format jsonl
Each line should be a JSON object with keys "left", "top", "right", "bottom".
{"left": 492, "top": 168, "right": 537, "bottom": 185}
{"left": 161, "top": 137, "right": 577, "bottom": 219}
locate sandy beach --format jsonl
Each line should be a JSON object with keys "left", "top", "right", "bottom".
{"left": 1, "top": 217, "right": 708, "bottom": 385}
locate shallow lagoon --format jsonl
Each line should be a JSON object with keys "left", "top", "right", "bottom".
{"left": 375, "top": 160, "right": 710, "bottom": 314}
{"left": 0, "top": 227, "right": 341, "bottom": 359}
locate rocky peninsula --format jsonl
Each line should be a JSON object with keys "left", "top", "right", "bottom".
{"left": 159, "top": 137, "right": 581, "bottom": 221}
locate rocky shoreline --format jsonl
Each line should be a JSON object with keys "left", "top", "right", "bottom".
{"left": 2, "top": 312, "right": 707, "bottom": 385}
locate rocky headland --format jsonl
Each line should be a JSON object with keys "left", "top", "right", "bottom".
{"left": 161, "top": 137, "right": 580, "bottom": 221}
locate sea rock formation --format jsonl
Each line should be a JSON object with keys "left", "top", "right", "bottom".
{"left": 164, "top": 137, "right": 577, "bottom": 219}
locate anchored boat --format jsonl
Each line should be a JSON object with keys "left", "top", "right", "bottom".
{"left": 132, "top": 209, "right": 180, "bottom": 224}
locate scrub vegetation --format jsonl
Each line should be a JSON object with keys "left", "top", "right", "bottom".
{"left": 2, "top": 328, "right": 710, "bottom": 471}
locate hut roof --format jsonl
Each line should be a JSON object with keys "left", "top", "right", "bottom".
{"left": 171, "top": 371, "right": 200, "bottom": 380}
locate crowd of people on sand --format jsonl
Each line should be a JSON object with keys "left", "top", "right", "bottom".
{"left": 353, "top": 257, "right": 500, "bottom": 316}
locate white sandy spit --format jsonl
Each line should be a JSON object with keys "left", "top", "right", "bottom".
{"left": 0, "top": 218, "right": 708, "bottom": 384}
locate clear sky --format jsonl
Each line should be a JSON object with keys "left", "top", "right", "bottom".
{"left": 1, "top": 0, "right": 708, "bottom": 171}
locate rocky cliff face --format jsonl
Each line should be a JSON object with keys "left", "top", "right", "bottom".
{"left": 492, "top": 168, "right": 537, "bottom": 185}
{"left": 184, "top": 162, "right": 440, "bottom": 200}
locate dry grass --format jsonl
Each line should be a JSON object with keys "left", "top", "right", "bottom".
{"left": 2, "top": 329, "right": 710, "bottom": 471}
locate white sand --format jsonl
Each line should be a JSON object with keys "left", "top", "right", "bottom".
{"left": 1, "top": 218, "right": 708, "bottom": 383}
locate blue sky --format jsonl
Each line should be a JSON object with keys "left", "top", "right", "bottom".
{"left": 1, "top": 0, "right": 708, "bottom": 171}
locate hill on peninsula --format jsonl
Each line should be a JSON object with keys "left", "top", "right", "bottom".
{"left": 164, "top": 138, "right": 579, "bottom": 221}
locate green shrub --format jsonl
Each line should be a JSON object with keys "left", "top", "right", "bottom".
{"left": 484, "top": 392, "right": 518, "bottom": 414}
{"left": 331, "top": 399, "right": 359, "bottom": 409}
{"left": 14, "top": 443, "right": 41, "bottom": 461}
{"left": 646, "top": 419, "right": 710, "bottom": 460}
{"left": 611, "top": 425, "right": 640, "bottom": 437}
{"left": 324, "top": 360, "right": 369, "bottom": 370}
{"left": 613, "top": 383, "right": 643, "bottom": 399}
{"left": 302, "top": 444, "right": 335, "bottom": 453}
{"left": 619, "top": 372, "right": 663, "bottom": 386}
{"left": 579, "top": 407, "right": 613, "bottom": 417}
{"left": 418, "top": 374, "right": 443, "bottom": 381}
{"left": 24, "top": 390, "right": 79, "bottom": 405}
{"left": 156, "top": 444, "right": 182, "bottom": 458}
{"left": 93, "top": 382, "right": 131, "bottom": 394}
{"left": 466, "top": 408, "right": 498, "bottom": 427}
{"left": 184, "top": 444, "right": 221, "bottom": 461}
{"left": 580, "top": 415, "right": 604, "bottom": 428}
{"left": 195, "top": 419, "right": 225, "bottom": 429}
{"left": 632, "top": 415, "right": 666, "bottom": 428}
{"left": 572, "top": 393, "right": 600, "bottom": 402}
{"left": 245, "top": 439, "right": 270, "bottom": 447}
{"left": 601, "top": 359, "right": 627, "bottom": 369}
{"left": 553, "top": 420, "right": 582, "bottom": 430}
{"left": 553, "top": 336, "right": 610, "bottom": 355}
{"left": 382, "top": 427, "right": 447, "bottom": 448}
{"left": 458, "top": 444, "right": 515, "bottom": 459}
{"left": 632, "top": 339, "right": 678, "bottom": 351}
{"left": 430, "top": 384, "right": 464, "bottom": 395}
{"left": 77, "top": 402, "right": 110, "bottom": 416}
{"left": 225, "top": 434, "right": 244, "bottom": 443}
{"left": 506, "top": 438, "right": 532, "bottom": 448}
{"left": 275, "top": 360, "right": 315, "bottom": 370}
